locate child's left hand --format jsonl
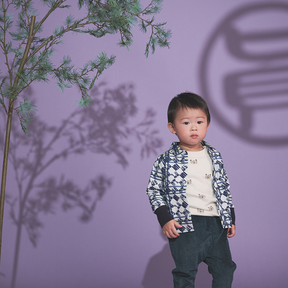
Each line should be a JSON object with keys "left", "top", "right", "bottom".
{"left": 227, "top": 224, "right": 235, "bottom": 238}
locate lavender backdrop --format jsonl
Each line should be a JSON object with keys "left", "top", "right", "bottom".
{"left": 1, "top": 1, "right": 288, "bottom": 287}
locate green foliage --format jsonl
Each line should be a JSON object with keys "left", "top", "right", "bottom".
{"left": 0, "top": 0, "right": 171, "bottom": 134}
{"left": 15, "top": 99, "right": 37, "bottom": 135}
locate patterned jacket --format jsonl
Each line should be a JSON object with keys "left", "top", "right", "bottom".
{"left": 146, "top": 141, "right": 234, "bottom": 233}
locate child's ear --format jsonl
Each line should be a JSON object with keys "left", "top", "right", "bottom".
{"left": 168, "top": 122, "right": 176, "bottom": 134}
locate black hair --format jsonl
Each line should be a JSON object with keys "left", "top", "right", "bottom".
{"left": 167, "top": 92, "right": 211, "bottom": 124}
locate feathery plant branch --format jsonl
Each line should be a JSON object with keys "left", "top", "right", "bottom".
{"left": 0, "top": 0, "right": 170, "bottom": 126}
{"left": 0, "top": 0, "right": 171, "bottom": 262}
{"left": 0, "top": 9, "right": 36, "bottom": 263}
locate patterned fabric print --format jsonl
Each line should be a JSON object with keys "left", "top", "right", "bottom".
{"left": 146, "top": 141, "right": 234, "bottom": 233}
{"left": 165, "top": 153, "right": 194, "bottom": 233}
{"left": 207, "top": 147, "right": 234, "bottom": 228}
{"left": 147, "top": 156, "right": 167, "bottom": 212}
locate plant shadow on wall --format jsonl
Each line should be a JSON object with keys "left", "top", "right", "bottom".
{"left": 199, "top": 2, "right": 288, "bottom": 146}
{"left": 0, "top": 82, "right": 163, "bottom": 288}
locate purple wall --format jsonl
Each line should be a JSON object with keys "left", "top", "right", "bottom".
{"left": 1, "top": 1, "right": 288, "bottom": 287}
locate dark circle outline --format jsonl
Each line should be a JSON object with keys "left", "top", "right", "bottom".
{"left": 199, "top": 2, "right": 288, "bottom": 146}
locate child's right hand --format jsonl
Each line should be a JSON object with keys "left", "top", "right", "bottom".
{"left": 162, "top": 220, "right": 182, "bottom": 238}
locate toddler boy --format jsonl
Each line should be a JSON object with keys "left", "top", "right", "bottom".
{"left": 146, "top": 92, "right": 236, "bottom": 288}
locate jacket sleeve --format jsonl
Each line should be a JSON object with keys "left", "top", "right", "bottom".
{"left": 218, "top": 156, "right": 236, "bottom": 225}
{"left": 222, "top": 166, "right": 236, "bottom": 225}
{"left": 209, "top": 142, "right": 236, "bottom": 227}
{"left": 146, "top": 153, "right": 174, "bottom": 227}
{"left": 221, "top": 165, "right": 234, "bottom": 208}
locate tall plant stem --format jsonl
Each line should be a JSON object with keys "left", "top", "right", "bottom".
{"left": 0, "top": 16, "right": 36, "bottom": 261}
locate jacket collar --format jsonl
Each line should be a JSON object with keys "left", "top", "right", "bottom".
{"left": 170, "top": 142, "right": 185, "bottom": 156}
{"left": 170, "top": 141, "right": 211, "bottom": 156}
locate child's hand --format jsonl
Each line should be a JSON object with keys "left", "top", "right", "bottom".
{"left": 227, "top": 224, "right": 235, "bottom": 238}
{"left": 162, "top": 220, "right": 182, "bottom": 238}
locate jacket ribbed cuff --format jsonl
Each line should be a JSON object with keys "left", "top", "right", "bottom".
{"left": 231, "top": 208, "right": 235, "bottom": 225}
{"left": 155, "top": 206, "right": 174, "bottom": 227}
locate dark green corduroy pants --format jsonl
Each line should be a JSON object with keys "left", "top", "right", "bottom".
{"left": 169, "top": 216, "right": 236, "bottom": 288}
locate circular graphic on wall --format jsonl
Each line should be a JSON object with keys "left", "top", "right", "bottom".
{"left": 200, "top": 2, "right": 288, "bottom": 145}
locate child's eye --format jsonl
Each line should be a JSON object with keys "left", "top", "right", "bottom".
{"left": 197, "top": 121, "right": 203, "bottom": 124}
{"left": 184, "top": 122, "right": 189, "bottom": 125}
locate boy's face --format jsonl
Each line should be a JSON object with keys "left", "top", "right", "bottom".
{"left": 168, "top": 107, "right": 209, "bottom": 151}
